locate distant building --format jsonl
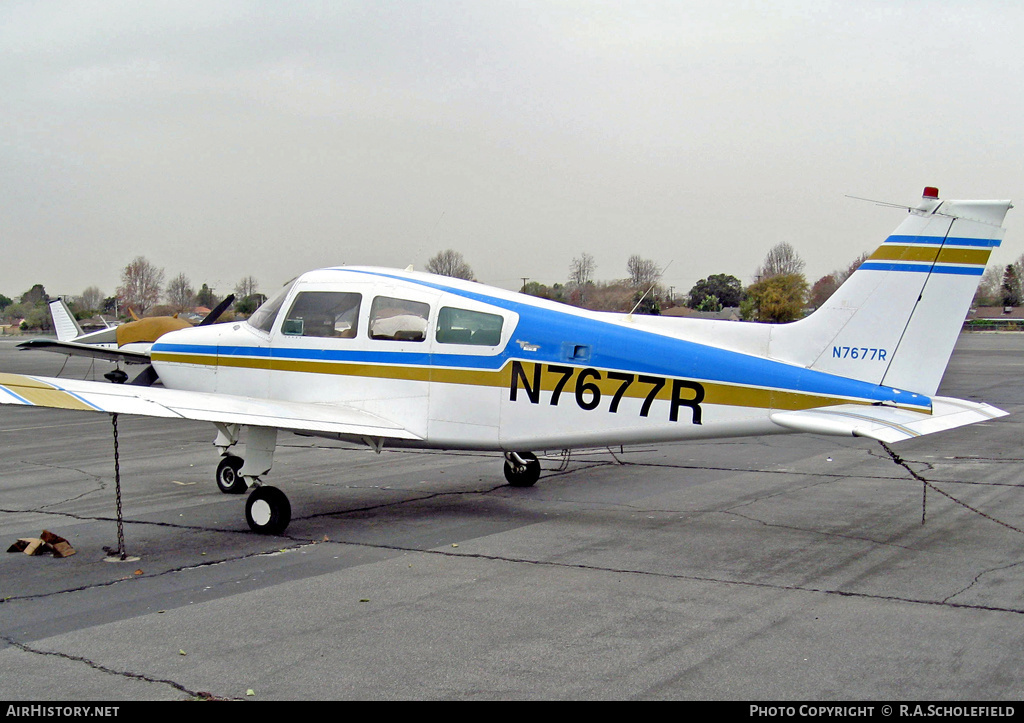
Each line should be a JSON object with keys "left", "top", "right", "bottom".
{"left": 964, "top": 306, "right": 1024, "bottom": 331}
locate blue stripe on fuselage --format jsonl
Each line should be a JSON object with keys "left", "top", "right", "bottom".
{"left": 153, "top": 268, "right": 930, "bottom": 409}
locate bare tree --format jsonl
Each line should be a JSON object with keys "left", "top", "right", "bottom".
{"left": 166, "top": 273, "right": 196, "bottom": 312}
{"left": 975, "top": 265, "right": 1003, "bottom": 306}
{"left": 234, "top": 275, "right": 259, "bottom": 299}
{"left": 117, "top": 256, "right": 164, "bottom": 316}
{"left": 757, "top": 242, "right": 806, "bottom": 279}
{"left": 426, "top": 250, "right": 475, "bottom": 280}
{"left": 627, "top": 255, "right": 660, "bottom": 289}
{"left": 833, "top": 252, "right": 869, "bottom": 286}
{"left": 810, "top": 252, "right": 870, "bottom": 308}
{"left": 76, "top": 286, "right": 104, "bottom": 313}
{"left": 569, "top": 252, "right": 596, "bottom": 288}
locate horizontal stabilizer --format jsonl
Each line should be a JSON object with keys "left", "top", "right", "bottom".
{"left": 18, "top": 339, "right": 152, "bottom": 364}
{"left": 769, "top": 397, "right": 1007, "bottom": 444}
{"left": 0, "top": 372, "right": 421, "bottom": 441}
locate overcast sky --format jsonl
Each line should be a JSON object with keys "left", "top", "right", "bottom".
{"left": 3, "top": 0, "right": 1022, "bottom": 303}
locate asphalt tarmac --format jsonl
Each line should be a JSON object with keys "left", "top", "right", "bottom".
{"left": 1, "top": 333, "right": 1023, "bottom": 701}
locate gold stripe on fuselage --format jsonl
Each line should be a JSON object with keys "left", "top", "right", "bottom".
{"left": 151, "top": 353, "right": 930, "bottom": 414}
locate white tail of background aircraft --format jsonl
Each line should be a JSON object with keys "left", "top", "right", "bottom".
{"left": 48, "top": 298, "right": 85, "bottom": 342}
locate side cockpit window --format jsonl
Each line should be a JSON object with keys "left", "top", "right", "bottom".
{"left": 436, "top": 307, "right": 504, "bottom": 346}
{"left": 247, "top": 279, "right": 297, "bottom": 334}
{"left": 369, "top": 296, "right": 430, "bottom": 341}
{"left": 282, "top": 292, "right": 362, "bottom": 338}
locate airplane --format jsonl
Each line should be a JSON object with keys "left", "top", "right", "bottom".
{"left": 17, "top": 295, "right": 234, "bottom": 381}
{"left": 0, "top": 188, "right": 1012, "bottom": 535}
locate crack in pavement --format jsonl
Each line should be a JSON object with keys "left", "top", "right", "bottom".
{"left": 0, "top": 635, "right": 237, "bottom": 701}
{"left": 942, "top": 559, "right": 1024, "bottom": 604}
{"left": 723, "top": 508, "right": 923, "bottom": 552}
{"left": 322, "top": 537, "right": 1024, "bottom": 617}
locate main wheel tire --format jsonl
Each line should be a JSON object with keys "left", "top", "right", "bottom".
{"left": 245, "top": 486, "right": 291, "bottom": 534}
{"left": 216, "top": 455, "right": 246, "bottom": 494}
{"left": 504, "top": 452, "right": 541, "bottom": 487}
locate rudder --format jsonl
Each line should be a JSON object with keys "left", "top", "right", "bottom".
{"left": 771, "top": 189, "right": 1011, "bottom": 396}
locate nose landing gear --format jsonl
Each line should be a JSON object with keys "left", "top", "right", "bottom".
{"left": 503, "top": 451, "right": 541, "bottom": 487}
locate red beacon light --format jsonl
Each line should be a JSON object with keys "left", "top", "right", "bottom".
{"left": 923, "top": 186, "right": 940, "bottom": 199}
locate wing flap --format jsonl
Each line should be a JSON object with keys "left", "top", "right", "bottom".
{"left": 769, "top": 397, "right": 1007, "bottom": 443}
{"left": 0, "top": 373, "right": 420, "bottom": 440}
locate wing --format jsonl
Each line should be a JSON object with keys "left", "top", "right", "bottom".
{"left": 769, "top": 397, "right": 1007, "bottom": 444}
{"left": 0, "top": 372, "right": 420, "bottom": 441}
{"left": 17, "top": 339, "right": 152, "bottom": 365}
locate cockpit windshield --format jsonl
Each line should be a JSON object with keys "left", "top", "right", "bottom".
{"left": 247, "top": 279, "right": 297, "bottom": 334}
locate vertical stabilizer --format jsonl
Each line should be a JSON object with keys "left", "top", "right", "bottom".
{"left": 770, "top": 189, "right": 1011, "bottom": 396}
{"left": 48, "top": 299, "right": 84, "bottom": 342}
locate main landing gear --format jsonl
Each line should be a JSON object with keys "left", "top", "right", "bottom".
{"left": 244, "top": 485, "right": 291, "bottom": 535}
{"left": 210, "top": 423, "right": 544, "bottom": 534}
{"left": 216, "top": 455, "right": 246, "bottom": 494}
{"left": 213, "top": 424, "right": 291, "bottom": 535}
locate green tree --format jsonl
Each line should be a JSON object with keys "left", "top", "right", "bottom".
{"left": 695, "top": 294, "right": 721, "bottom": 312}
{"left": 1001, "top": 265, "right": 1021, "bottom": 307}
{"left": 687, "top": 274, "right": 743, "bottom": 308}
{"left": 631, "top": 289, "right": 661, "bottom": 315}
{"left": 20, "top": 284, "right": 48, "bottom": 306}
{"left": 196, "top": 283, "right": 220, "bottom": 309}
{"left": 742, "top": 273, "right": 809, "bottom": 323}
{"left": 234, "top": 294, "right": 266, "bottom": 316}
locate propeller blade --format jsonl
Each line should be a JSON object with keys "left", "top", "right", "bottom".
{"left": 199, "top": 294, "right": 235, "bottom": 326}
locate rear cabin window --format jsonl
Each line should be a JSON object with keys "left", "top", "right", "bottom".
{"left": 436, "top": 307, "right": 504, "bottom": 346}
{"left": 369, "top": 296, "right": 430, "bottom": 341}
{"left": 281, "top": 292, "right": 362, "bottom": 338}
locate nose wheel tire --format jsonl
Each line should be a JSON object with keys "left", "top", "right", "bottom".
{"left": 245, "top": 486, "right": 291, "bottom": 534}
{"left": 216, "top": 455, "right": 246, "bottom": 494}
{"left": 503, "top": 452, "right": 541, "bottom": 487}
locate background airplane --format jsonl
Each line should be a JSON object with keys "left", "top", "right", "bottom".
{"left": 17, "top": 295, "right": 234, "bottom": 381}
{"left": 0, "top": 189, "right": 1011, "bottom": 535}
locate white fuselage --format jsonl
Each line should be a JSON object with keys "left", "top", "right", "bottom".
{"left": 150, "top": 268, "right": 919, "bottom": 453}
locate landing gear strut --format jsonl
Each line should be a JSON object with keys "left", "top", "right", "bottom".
{"left": 504, "top": 451, "right": 541, "bottom": 487}
{"left": 212, "top": 424, "right": 291, "bottom": 534}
